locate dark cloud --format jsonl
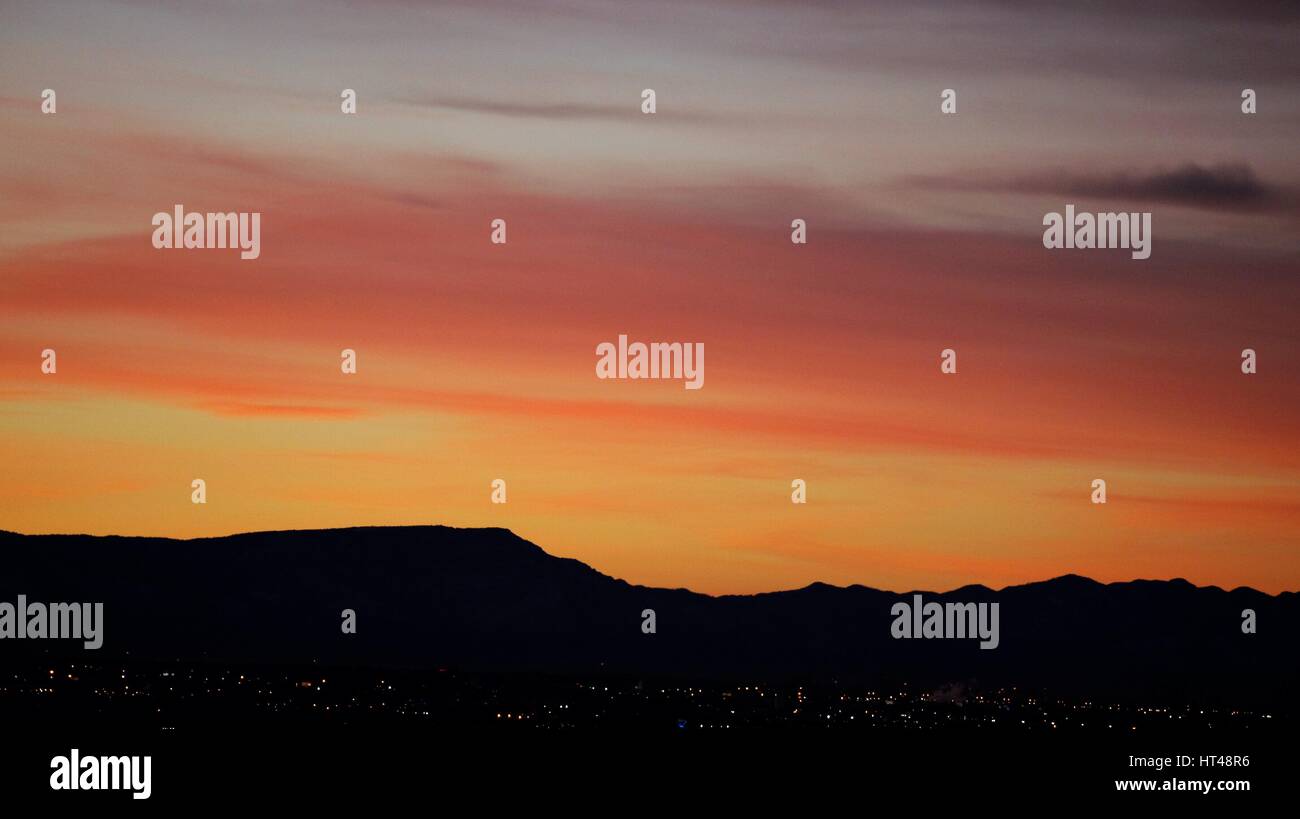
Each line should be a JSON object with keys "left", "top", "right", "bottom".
{"left": 1055, "top": 164, "right": 1276, "bottom": 208}
{"left": 737, "top": 0, "right": 1300, "bottom": 23}
{"left": 909, "top": 163, "right": 1295, "bottom": 213}
{"left": 983, "top": 0, "right": 1300, "bottom": 23}
{"left": 724, "top": 1, "right": 1300, "bottom": 87}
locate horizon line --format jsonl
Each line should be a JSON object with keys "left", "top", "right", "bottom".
{"left": 2, "top": 524, "right": 1292, "bottom": 599}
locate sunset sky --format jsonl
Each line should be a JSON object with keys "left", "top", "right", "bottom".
{"left": 2, "top": 1, "right": 1299, "bottom": 594}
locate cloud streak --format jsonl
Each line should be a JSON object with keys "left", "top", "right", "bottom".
{"left": 396, "top": 94, "right": 754, "bottom": 126}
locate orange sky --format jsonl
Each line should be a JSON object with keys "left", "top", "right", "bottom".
{"left": 2, "top": 1, "right": 1298, "bottom": 593}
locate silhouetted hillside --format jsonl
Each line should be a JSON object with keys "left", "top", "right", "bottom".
{"left": 1, "top": 526, "right": 1294, "bottom": 709}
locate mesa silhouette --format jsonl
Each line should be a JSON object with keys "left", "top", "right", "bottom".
{"left": 1, "top": 526, "right": 1294, "bottom": 709}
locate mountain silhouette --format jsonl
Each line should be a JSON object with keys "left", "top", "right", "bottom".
{"left": 1, "top": 526, "right": 1294, "bottom": 709}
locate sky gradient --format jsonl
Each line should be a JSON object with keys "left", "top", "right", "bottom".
{"left": 2, "top": 0, "right": 1299, "bottom": 594}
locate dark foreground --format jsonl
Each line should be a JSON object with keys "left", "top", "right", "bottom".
{"left": 0, "top": 662, "right": 1286, "bottom": 805}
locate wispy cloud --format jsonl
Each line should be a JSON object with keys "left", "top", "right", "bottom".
{"left": 199, "top": 403, "right": 366, "bottom": 419}
{"left": 396, "top": 94, "right": 750, "bottom": 126}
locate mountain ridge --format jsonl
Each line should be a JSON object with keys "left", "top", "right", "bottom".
{"left": 0, "top": 524, "right": 1287, "bottom": 598}
{"left": 2, "top": 524, "right": 1295, "bottom": 710}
